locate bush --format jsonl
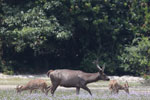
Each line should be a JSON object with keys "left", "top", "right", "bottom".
{"left": 120, "top": 37, "right": 150, "bottom": 75}
{"left": 80, "top": 52, "right": 98, "bottom": 72}
{"left": 141, "top": 74, "right": 150, "bottom": 86}
{"left": 0, "top": 60, "right": 14, "bottom": 75}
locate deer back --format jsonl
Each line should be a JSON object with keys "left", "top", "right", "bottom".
{"left": 26, "top": 79, "right": 47, "bottom": 88}
{"left": 109, "top": 80, "right": 118, "bottom": 89}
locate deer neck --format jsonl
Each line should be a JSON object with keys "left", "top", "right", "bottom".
{"left": 85, "top": 72, "right": 100, "bottom": 84}
{"left": 118, "top": 85, "right": 124, "bottom": 90}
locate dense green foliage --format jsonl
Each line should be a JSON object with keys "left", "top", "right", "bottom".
{"left": 120, "top": 37, "right": 150, "bottom": 75}
{"left": 0, "top": 0, "right": 150, "bottom": 75}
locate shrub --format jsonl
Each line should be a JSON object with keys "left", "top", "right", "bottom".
{"left": 120, "top": 37, "right": 150, "bottom": 75}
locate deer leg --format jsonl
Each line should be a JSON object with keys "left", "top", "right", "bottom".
{"left": 34, "top": 90, "right": 37, "bottom": 93}
{"left": 110, "top": 89, "right": 113, "bottom": 94}
{"left": 76, "top": 87, "right": 80, "bottom": 95}
{"left": 112, "top": 88, "right": 116, "bottom": 94}
{"left": 51, "top": 84, "right": 59, "bottom": 96}
{"left": 45, "top": 86, "right": 51, "bottom": 95}
{"left": 116, "top": 89, "right": 119, "bottom": 94}
{"left": 81, "top": 86, "right": 92, "bottom": 96}
{"left": 30, "top": 89, "right": 33, "bottom": 94}
{"left": 111, "top": 87, "right": 117, "bottom": 94}
{"left": 41, "top": 88, "right": 45, "bottom": 93}
{"left": 113, "top": 88, "right": 118, "bottom": 94}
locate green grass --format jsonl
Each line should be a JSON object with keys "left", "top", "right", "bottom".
{"left": 0, "top": 89, "right": 150, "bottom": 100}
{"left": 0, "top": 77, "right": 150, "bottom": 100}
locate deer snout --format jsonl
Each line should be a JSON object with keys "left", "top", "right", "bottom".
{"left": 105, "top": 76, "right": 110, "bottom": 81}
{"left": 102, "top": 77, "right": 110, "bottom": 81}
{"left": 100, "top": 75, "right": 110, "bottom": 81}
{"left": 106, "top": 78, "right": 110, "bottom": 81}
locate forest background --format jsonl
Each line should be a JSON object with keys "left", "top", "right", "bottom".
{"left": 0, "top": 0, "right": 150, "bottom": 76}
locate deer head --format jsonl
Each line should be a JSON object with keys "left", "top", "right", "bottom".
{"left": 16, "top": 85, "right": 23, "bottom": 93}
{"left": 123, "top": 81, "right": 129, "bottom": 94}
{"left": 93, "top": 60, "right": 110, "bottom": 81}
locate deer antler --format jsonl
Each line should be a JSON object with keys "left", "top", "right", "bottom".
{"left": 93, "top": 60, "right": 102, "bottom": 71}
{"left": 93, "top": 58, "right": 106, "bottom": 71}
{"left": 102, "top": 63, "right": 105, "bottom": 71}
{"left": 96, "top": 63, "right": 102, "bottom": 71}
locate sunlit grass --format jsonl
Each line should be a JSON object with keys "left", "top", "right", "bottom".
{"left": 0, "top": 78, "right": 50, "bottom": 85}
{"left": 0, "top": 78, "right": 141, "bottom": 88}
{"left": 0, "top": 77, "right": 148, "bottom": 100}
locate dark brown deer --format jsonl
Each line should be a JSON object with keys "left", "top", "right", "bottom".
{"left": 46, "top": 62, "right": 110, "bottom": 96}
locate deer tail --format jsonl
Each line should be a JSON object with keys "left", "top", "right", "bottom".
{"left": 47, "top": 70, "right": 54, "bottom": 77}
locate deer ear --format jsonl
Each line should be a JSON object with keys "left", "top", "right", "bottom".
{"left": 124, "top": 81, "right": 129, "bottom": 87}
{"left": 19, "top": 85, "right": 23, "bottom": 89}
{"left": 126, "top": 81, "right": 129, "bottom": 87}
{"left": 124, "top": 84, "right": 127, "bottom": 87}
{"left": 16, "top": 85, "right": 19, "bottom": 90}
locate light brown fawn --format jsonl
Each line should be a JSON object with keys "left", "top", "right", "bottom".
{"left": 109, "top": 80, "right": 129, "bottom": 94}
{"left": 16, "top": 79, "right": 49, "bottom": 94}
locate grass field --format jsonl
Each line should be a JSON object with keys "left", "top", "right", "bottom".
{"left": 0, "top": 77, "right": 150, "bottom": 100}
{"left": 0, "top": 77, "right": 141, "bottom": 87}
{"left": 1, "top": 88, "right": 150, "bottom": 100}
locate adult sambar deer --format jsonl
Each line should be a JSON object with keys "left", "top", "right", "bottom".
{"left": 46, "top": 62, "right": 110, "bottom": 96}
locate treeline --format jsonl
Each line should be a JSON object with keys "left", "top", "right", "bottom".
{"left": 0, "top": 0, "right": 150, "bottom": 75}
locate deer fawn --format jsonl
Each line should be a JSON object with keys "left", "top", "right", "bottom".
{"left": 109, "top": 80, "right": 129, "bottom": 94}
{"left": 16, "top": 79, "right": 49, "bottom": 94}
